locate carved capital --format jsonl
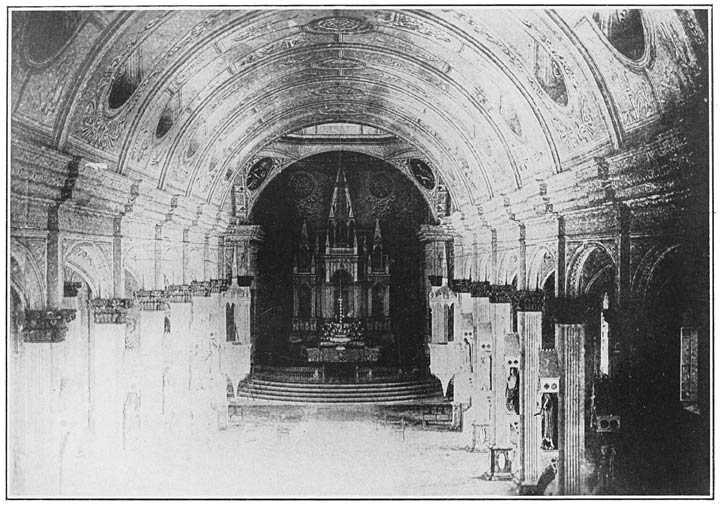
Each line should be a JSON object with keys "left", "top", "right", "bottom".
{"left": 488, "top": 284, "right": 517, "bottom": 304}
{"left": 63, "top": 281, "right": 83, "bottom": 298}
{"left": 23, "top": 309, "right": 77, "bottom": 343}
{"left": 165, "top": 284, "right": 191, "bottom": 303}
{"left": 449, "top": 278, "right": 473, "bottom": 293}
{"left": 516, "top": 291, "right": 545, "bottom": 312}
{"left": 89, "top": 298, "right": 133, "bottom": 324}
{"left": 134, "top": 290, "right": 169, "bottom": 311}
{"left": 548, "top": 296, "right": 590, "bottom": 324}
{"left": 210, "top": 278, "right": 229, "bottom": 293}
{"left": 224, "top": 224, "right": 265, "bottom": 243}
{"left": 190, "top": 280, "right": 212, "bottom": 297}
{"left": 417, "top": 224, "right": 453, "bottom": 243}
{"left": 470, "top": 281, "right": 492, "bottom": 298}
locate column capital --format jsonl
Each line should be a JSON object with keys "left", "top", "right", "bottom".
{"left": 190, "top": 280, "right": 212, "bottom": 297}
{"left": 23, "top": 309, "right": 77, "bottom": 343}
{"left": 165, "top": 284, "right": 192, "bottom": 303}
{"left": 549, "top": 296, "right": 590, "bottom": 324}
{"left": 134, "top": 290, "right": 169, "bottom": 311}
{"left": 416, "top": 224, "right": 454, "bottom": 243}
{"left": 225, "top": 224, "right": 265, "bottom": 243}
{"left": 89, "top": 298, "right": 133, "bottom": 324}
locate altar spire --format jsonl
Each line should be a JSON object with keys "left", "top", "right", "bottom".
{"left": 329, "top": 166, "right": 355, "bottom": 221}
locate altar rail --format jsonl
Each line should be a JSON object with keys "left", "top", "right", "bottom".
{"left": 291, "top": 317, "right": 391, "bottom": 333}
{"left": 250, "top": 365, "right": 431, "bottom": 384}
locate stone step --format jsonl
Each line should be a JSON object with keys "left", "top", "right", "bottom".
{"left": 234, "top": 391, "right": 443, "bottom": 404}
{"left": 244, "top": 380, "right": 439, "bottom": 393}
{"left": 236, "top": 376, "right": 444, "bottom": 405}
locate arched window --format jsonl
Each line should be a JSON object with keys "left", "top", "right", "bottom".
{"left": 299, "top": 284, "right": 312, "bottom": 320}
{"left": 226, "top": 303, "right": 236, "bottom": 342}
{"left": 600, "top": 292, "right": 610, "bottom": 376}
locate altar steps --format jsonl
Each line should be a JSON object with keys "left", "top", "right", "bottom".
{"left": 235, "top": 377, "right": 444, "bottom": 404}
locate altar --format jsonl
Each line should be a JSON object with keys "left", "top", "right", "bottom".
{"left": 288, "top": 166, "right": 392, "bottom": 364}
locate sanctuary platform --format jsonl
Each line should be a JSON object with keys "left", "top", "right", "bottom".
{"left": 236, "top": 365, "right": 444, "bottom": 404}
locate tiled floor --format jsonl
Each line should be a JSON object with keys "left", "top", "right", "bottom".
{"left": 64, "top": 405, "right": 517, "bottom": 498}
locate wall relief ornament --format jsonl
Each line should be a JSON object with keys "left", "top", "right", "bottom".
{"left": 368, "top": 173, "right": 394, "bottom": 199}
{"left": 289, "top": 171, "right": 316, "bottom": 199}
{"left": 80, "top": 99, "right": 123, "bottom": 150}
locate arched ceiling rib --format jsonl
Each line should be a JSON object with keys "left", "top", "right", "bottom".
{"left": 11, "top": 8, "right": 706, "bottom": 223}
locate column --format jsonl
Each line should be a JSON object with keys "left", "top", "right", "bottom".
{"left": 557, "top": 323, "right": 586, "bottom": 496}
{"left": 113, "top": 217, "right": 125, "bottom": 298}
{"left": 217, "top": 236, "right": 225, "bottom": 279}
{"left": 154, "top": 224, "right": 163, "bottom": 289}
{"left": 490, "top": 289, "right": 513, "bottom": 447}
{"left": 203, "top": 235, "right": 211, "bottom": 281}
{"left": 88, "top": 299, "right": 133, "bottom": 453}
{"left": 473, "top": 291, "right": 493, "bottom": 435}
{"left": 135, "top": 291, "right": 169, "bottom": 433}
{"left": 418, "top": 225, "right": 454, "bottom": 342}
{"left": 47, "top": 210, "right": 63, "bottom": 307}
{"left": 518, "top": 304, "right": 543, "bottom": 487}
{"left": 182, "top": 229, "right": 190, "bottom": 285}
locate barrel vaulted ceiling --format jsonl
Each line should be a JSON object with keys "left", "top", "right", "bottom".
{"left": 11, "top": 8, "right": 706, "bottom": 223}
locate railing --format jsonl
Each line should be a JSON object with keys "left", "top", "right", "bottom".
{"left": 292, "top": 318, "right": 318, "bottom": 332}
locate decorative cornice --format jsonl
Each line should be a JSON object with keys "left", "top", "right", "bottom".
{"left": 23, "top": 309, "right": 77, "bottom": 343}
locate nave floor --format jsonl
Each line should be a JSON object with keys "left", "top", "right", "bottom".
{"left": 59, "top": 405, "right": 517, "bottom": 498}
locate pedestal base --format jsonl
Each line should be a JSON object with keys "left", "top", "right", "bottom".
{"left": 480, "top": 446, "right": 514, "bottom": 481}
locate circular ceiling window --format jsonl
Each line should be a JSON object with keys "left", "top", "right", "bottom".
{"left": 593, "top": 9, "right": 646, "bottom": 61}
{"left": 108, "top": 48, "right": 144, "bottom": 110}
{"left": 534, "top": 42, "right": 568, "bottom": 107}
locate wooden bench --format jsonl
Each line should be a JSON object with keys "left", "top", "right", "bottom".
{"left": 421, "top": 405, "right": 452, "bottom": 426}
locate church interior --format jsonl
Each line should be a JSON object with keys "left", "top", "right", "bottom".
{"left": 8, "top": 8, "right": 710, "bottom": 497}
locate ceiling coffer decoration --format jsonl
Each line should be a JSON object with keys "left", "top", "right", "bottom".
{"left": 303, "top": 16, "right": 373, "bottom": 34}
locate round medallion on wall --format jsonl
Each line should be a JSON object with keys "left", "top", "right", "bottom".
{"left": 247, "top": 157, "right": 274, "bottom": 191}
{"left": 368, "top": 173, "right": 394, "bottom": 199}
{"left": 289, "top": 171, "right": 316, "bottom": 199}
{"left": 409, "top": 159, "right": 436, "bottom": 190}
